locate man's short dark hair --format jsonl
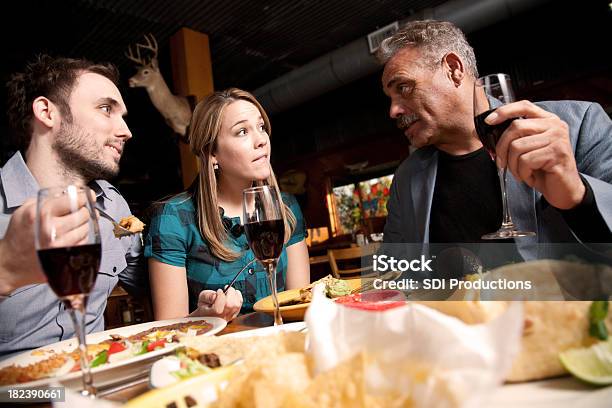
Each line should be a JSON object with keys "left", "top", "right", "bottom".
{"left": 6, "top": 54, "right": 119, "bottom": 152}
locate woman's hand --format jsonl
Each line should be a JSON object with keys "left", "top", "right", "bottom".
{"left": 192, "top": 287, "right": 243, "bottom": 321}
{"left": 149, "top": 261, "right": 243, "bottom": 321}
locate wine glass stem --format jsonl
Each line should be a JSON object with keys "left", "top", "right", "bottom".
{"left": 66, "top": 295, "right": 96, "bottom": 397}
{"left": 265, "top": 261, "right": 283, "bottom": 326}
{"left": 498, "top": 167, "right": 514, "bottom": 228}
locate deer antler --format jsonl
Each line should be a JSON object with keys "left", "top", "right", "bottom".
{"left": 141, "top": 33, "right": 158, "bottom": 58}
{"left": 125, "top": 33, "right": 158, "bottom": 66}
{"left": 125, "top": 44, "right": 146, "bottom": 66}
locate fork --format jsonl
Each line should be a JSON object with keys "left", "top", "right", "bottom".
{"left": 96, "top": 208, "right": 139, "bottom": 238}
{"left": 350, "top": 279, "right": 376, "bottom": 294}
{"left": 350, "top": 270, "right": 403, "bottom": 294}
{"left": 223, "top": 258, "right": 257, "bottom": 294}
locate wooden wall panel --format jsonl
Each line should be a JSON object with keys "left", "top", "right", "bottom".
{"left": 169, "top": 28, "right": 214, "bottom": 188}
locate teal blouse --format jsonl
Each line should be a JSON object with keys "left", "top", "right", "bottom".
{"left": 144, "top": 192, "right": 305, "bottom": 313}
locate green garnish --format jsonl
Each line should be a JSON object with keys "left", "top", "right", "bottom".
{"left": 90, "top": 350, "right": 108, "bottom": 368}
{"left": 136, "top": 341, "right": 150, "bottom": 355}
{"left": 589, "top": 301, "right": 609, "bottom": 340}
{"left": 171, "top": 353, "right": 211, "bottom": 380}
{"left": 325, "top": 278, "right": 351, "bottom": 298}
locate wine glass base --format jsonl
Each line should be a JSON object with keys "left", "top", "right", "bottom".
{"left": 80, "top": 386, "right": 97, "bottom": 398}
{"left": 481, "top": 229, "right": 536, "bottom": 240}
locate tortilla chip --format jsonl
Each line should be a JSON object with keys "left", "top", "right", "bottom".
{"left": 214, "top": 352, "right": 310, "bottom": 408}
{"left": 300, "top": 352, "right": 367, "bottom": 408}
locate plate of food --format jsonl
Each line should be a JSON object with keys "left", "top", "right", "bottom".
{"left": 0, "top": 316, "right": 226, "bottom": 391}
{"left": 147, "top": 322, "right": 306, "bottom": 389}
{"left": 126, "top": 317, "right": 612, "bottom": 408}
{"left": 253, "top": 275, "right": 361, "bottom": 321}
{"left": 127, "top": 326, "right": 307, "bottom": 407}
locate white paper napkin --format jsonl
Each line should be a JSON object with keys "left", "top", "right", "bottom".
{"left": 305, "top": 285, "right": 524, "bottom": 407}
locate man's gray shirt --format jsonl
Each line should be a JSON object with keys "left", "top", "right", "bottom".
{"left": 0, "top": 152, "right": 147, "bottom": 359}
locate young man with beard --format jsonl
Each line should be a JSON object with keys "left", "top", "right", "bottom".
{"left": 0, "top": 55, "right": 147, "bottom": 358}
{"left": 378, "top": 21, "right": 612, "bottom": 262}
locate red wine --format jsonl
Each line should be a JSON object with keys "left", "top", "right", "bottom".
{"left": 474, "top": 108, "right": 516, "bottom": 159}
{"left": 244, "top": 219, "right": 285, "bottom": 262}
{"left": 38, "top": 244, "right": 101, "bottom": 298}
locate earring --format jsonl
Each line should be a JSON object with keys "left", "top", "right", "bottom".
{"left": 213, "top": 163, "right": 219, "bottom": 171}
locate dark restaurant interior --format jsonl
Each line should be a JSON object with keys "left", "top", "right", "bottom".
{"left": 1, "top": 0, "right": 611, "bottom": 326}
{"left": 1, "top": 0, "right": 612, "bottom": 404}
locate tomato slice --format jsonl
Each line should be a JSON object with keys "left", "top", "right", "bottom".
{"left": 334, "top": 290, "right": 406, "bottom": 311}
{"left": 107, "top": 342, "right": 127, "bottom": 355}
{"left": 146, "top": 339, "right": 166, "bottom": 352}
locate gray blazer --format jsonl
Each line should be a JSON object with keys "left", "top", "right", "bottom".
{"left": 383, "top": 101, "right": 612, "bottom": 260}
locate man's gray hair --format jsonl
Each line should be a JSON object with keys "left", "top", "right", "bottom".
{"left": 377, "top": 20, "right": 479, "bottom": 79}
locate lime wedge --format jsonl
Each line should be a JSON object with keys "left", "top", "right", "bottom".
{"left": 559, "top": 339, "right": 612, "bottom": 385}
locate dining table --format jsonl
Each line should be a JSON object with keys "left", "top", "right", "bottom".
{"left": 14, "top": 307, "right": 612, "bottom": 408}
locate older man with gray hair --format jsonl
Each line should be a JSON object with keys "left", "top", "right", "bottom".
{"left": 378, "top": 20, "right": 612, "bottom": 259}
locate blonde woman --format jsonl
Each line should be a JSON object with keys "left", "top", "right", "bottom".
{"left": 145, "top": 88, "right": 310, "bottom": 321}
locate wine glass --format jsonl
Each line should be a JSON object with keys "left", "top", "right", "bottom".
{"left": 473, "top": 73, "right": 536, "bottom": 239}
{"left": 35, "top": 185, "right": 101, "bottom": 397}
{"left": 242, "top": 185, "right": 285, "bottom": 326}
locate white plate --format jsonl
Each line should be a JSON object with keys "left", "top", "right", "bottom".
{"left": 489, "top": 377, "right": 612, "bottom": 407}
{"left": 222, "top": 321, "right": 306, "bottom": 338}
{"left": 0, "top": 317, "right": 226, "bottom": 391}
{"left": 148, "top": 321, "right": 306, "bottom": 388}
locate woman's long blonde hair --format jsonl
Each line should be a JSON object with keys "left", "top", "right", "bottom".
{"left": 188, "top": 88, "right": 296, "bottom": 261}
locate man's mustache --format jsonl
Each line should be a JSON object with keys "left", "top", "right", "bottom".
{"left": 396, "top": 113, "right": 419, "bottom": 130}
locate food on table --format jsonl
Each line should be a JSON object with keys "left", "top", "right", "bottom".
{"left": 324, "top": 276, "right": 352, "bottom": 298}
{"left": 559, "top": 337, "right": 612, "bottom": 385}
{"left": 278, "top": 275, "right": 351, "bottom": 306}
{"left": 0, "top": 321, "right": 213, "bottom": 385}
{"left": 282, "top": 351, "right": 457, "bottom": 408}
{"left": 334, "top": 290, "right": 405, "bottom": 311}
{"left": 180, "top": 331, "right": 305, "bottom": 366}
{"left": 218, "top": 351, "right": 311, "bottom": 407}
{"left": 171, "top": 349, "right": 221, "bottom": 380}
{"left": 136, "top": 295, "right": 612, "bottom": 406}
{"left": 588, "top": 300, "right": 609, "bottom": 340}
{"left": 180, "top": 332, "right": 310, "bottom": 406}
{"left": 118, "top": 215, "right": 145, "bottom": 233}
{"left": 149, "top": 348, "right": 223, "bottom": 389}
{"left": 0, "top": 353, "right": 73, "bottom": 386}
{"left": 418, "top": 300, "right": 612, "bottom": 382}
{"left": 429, "top": 260, "right": 612, "bottom": 381}
{"left": 196, "top": 308, "right": 611, "bottom": 406}
{"left": 178, "top": 332, "right": 454, "bottom": 407}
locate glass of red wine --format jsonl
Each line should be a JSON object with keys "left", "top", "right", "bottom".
{"left": 35, "top": 185, "right": 101, "bottom": 396}
{"left": 474, "top": 73, "right": 535, "bottom": 239}
{"left": 242, "top": 185, "right": 285, "bottom": 326}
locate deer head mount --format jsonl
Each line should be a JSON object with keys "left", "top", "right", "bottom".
{"left": 126, "top": 34, "right": 192, "bottom": 137}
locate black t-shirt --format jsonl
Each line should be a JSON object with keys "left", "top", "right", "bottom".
{"left": 429, "top": 147, "right": 520, "bottom": 277}
{"left": 429, "top": 147, "right": 506, "bottom": 243}
{"left": 428, "top": 147, "right": 610, "bottom": 243}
